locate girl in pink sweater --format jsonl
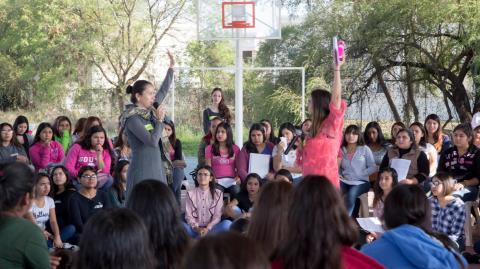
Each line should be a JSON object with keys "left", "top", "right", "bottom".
{"left": 65, "top": 125, "right": 113, "bottom": 188}
{"left": 29, "top": 123, "right": 64, "bottom": 172}
{"left": 297, "top": 53, "right": 346, "bottom": 188}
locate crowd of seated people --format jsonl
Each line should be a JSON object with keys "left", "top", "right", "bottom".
{"left": 1, "top": 109, "right": 479, "bottom": 269}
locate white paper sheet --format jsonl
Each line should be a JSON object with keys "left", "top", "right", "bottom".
{"left": 356, "top": 217, "right": 385, "bottom": 233}
{"left": 390, "top": 158, "right": 411, "bottom": 181}
{"left": 248, "top": 153, "right": 270, "bottom": 178}
{"left": 217, "top": 177, "right": 236, "bottom": 188}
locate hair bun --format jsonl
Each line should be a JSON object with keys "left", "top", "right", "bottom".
{"left": 126, "top": 85, "right": 133, "bottom": 94}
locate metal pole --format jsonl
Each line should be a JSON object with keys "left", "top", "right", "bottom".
{"left": 301, "top": 68, "right": 305, "bottom": 122}
{"left": 171, "top": 73, "right": 175, "bottom": 122}
{"left": 235, "top": 40, "right": 243, "bottom": 147}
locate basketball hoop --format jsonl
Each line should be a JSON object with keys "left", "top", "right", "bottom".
{"left": 222, "top": 2, "right": 255, "bottom": 29}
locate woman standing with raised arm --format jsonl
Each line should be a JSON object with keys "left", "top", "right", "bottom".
{"left": 121, "top": 51, "right": 175, "bottom": 200}
{"left": 297, "top": 53, "right": 346, "bottom": 188}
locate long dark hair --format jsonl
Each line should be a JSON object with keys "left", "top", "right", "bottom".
{"left": 126, "top": 80, "right": 154, "bottom": 104}
{"left": 364, "top": 121, "right": 387, "bottom": 146}
{"left": 53, "top": 116, "right": 72, "bottom": 138}
{"left": 247, "top": 181, "right": 293, "bottom": 258}
{"left": 49, "top": 165, "right": 74, "bottom": 195}
{"left": 310, "top": 89, "right": 331, "bottom": 137}
{"left": 32, "top": 122, "right": 53, "bottom": 145}
{"left": 410, "top": 122, "right": 427, "bottom": 147}
{"left": 182, "top": 232, "right": 269, "bottom": 269}
{"left": 111, "top": 160, "right": 129, "bottom": 203}
{"left": 240, "top": 173, "right": 262, "bottom": 195}
{"left": 212, "top": 88, "right": 232, "bottom": 123}
{"left": 0, "top": 123, "right": 20, "bottom": 147}
{"left": 273, "top": 175, "right": 358, "bottom": 269}
{"left": 73, "top": 118, "right": 87, "bottom": 136}
{"left": 164, "top": 120, "right": 177, "bottom": 147}
{"left": 424, "top": 114, "right": 444, "bottom": 152}
{"left": 0, "top": 163, "right": 35, "bottom": 213}
{"left": 277, "top": 122, "right": 297, "bottom": 150}
{"left": 196, "top": 165, "right": 217, "bottom": 200}
{"left": 245, "top": 123, "right": 267, "bottom": 154}
{"left": 127, "top": 180, "right": 190, "bottom": 269}
{"left": 13, "top": 115, "right": 29, "bottom": 134}
{"left": 373, "top": 167, "right": 398, "bottom": 208}
{"left": 341, "top": 124, "right": 365, "bottom": 148}
{"left": 75, "top": 208, "right": 155, "bottom": 269}
{"left": 78, "top": 125, "right": 113, "bottom": 155}
{"left": 260, "top": 119, "right": 276, "bottom": 143}
{"left": 212, "top": 122, "right": 234, "bottom": 157}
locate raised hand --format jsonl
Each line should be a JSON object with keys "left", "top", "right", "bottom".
{"left": 167, "top": 49, "right": 175, "bottom": 68}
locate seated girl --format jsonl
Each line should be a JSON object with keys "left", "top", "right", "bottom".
{"left": 340, "top": 124, "right": 377, "bottom": 216}
{"left": 65, "top": 125, "right": 113, "bottom": 189}
{"left": 205, "top": 122, "right": 241, "bottom": 195}
{"left": 380, "top": 128, "right": 429, "bottom": 185}
{"left": 274, "top": 169, "right": 293, "bottom": 183}
{"left": 225, "top": 173, "right": 262, "bottom": 220}
{"left": 272, "top": 122, "right": 302, "bottom": 179}
{"left": 29, "top": 173, "right": 73, "bottom": 247}
{"left": 0, "top": 122, "right": 29, "bottom": 171}
{"left": 109, "top": 160, "right": 129, "bottom": 207}
{"left": 49, "top": 166, "right": 77, "bottom": 235}
{"left": 438, "top": 123, "right": 480, "bottom": 202}
{"left": 429, "top": 172, "right": 465, "bottom": 251}
{"left": 372, "top": 168, "right": 398, "bottom": 219}
{"left": 68, "top": 166, "right": 113, "bottom": 238}
{"left": 164, "top": 120, "right": 186, "bottom": 203}
{"left": 236, "top": 123, "right": 274, "bottom": 182}
{"left": 53, "top": 116, "right": 73, "bottom": 154}
{"left": 184, "top": 165, "right": 232, "bottom": 238}
{"left": 29, "top": 122, "right": 64, "bottom": 172}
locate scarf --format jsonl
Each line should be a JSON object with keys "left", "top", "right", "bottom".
{"left": 119, "top": 105, "right": 156, "bottom": 130}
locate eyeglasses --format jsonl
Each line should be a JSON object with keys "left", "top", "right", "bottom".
{"left": 197, "top": 172, "right": 211, "bottom": 177}
{"left": 1, "top": 129, "right": 13, "bottom": 133}
{"left": 81, "top": 175, "right": 97, "bottom": 180}
{"left": 430, "top": 181, "right": 441, "bottom": 187}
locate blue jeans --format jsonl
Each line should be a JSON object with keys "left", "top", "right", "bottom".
{"left": 340, "top": 181, "right": 370, "bottom": 217}
{"left": 47, "top": 225, "right": 76, "bottom": 247}
{"left": 452, "top": 185, "right": 479, "bottom": 202}
{"left": 183, "top": 220, "right": 232, "bottom": 238}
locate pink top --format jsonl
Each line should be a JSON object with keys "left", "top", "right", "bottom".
{"left": 65, "top": 143, "right": 112, "bottom": 178}
{"left": 205, "top": 144, "right": 240, "bottom": 178}
{"left": 272, "top": 246, "right": 384, "bottom": 269}
{"left": 29, "top": 141, "right": 65, "bottom": 171}
{"left": 298, "top": 100, "right": 347, "bottom": 188}
{"left": 185, "top": 187, "right": 223, "bottom": 230}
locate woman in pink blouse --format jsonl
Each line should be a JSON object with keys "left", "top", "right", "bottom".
{"left": 297, "top": 55, "right": 346, "bottom": 188}
{"left": 65, "top": 125, "right": 113, "bottom": 189}
{"left": 184, "top": 165, "right": 231, "bottom": 238}
{"left": 29, "top": 122, "right": 64, "bottom": 172}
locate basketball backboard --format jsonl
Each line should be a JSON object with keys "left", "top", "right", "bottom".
{"left": 197, "top": 0, "right": 281, "bottom": 40}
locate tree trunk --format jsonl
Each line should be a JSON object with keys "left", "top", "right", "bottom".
{"left": 116, "top": 86, "right": 125, "bottom": 112}
{"left": 449, "top": 80, "right": 472, "bottom": 123}
{"left": 405, "top": 65, "right": 419, "bottom": 122}
{"left": 377, "top": 72, "right": 402, "bottom": 122}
